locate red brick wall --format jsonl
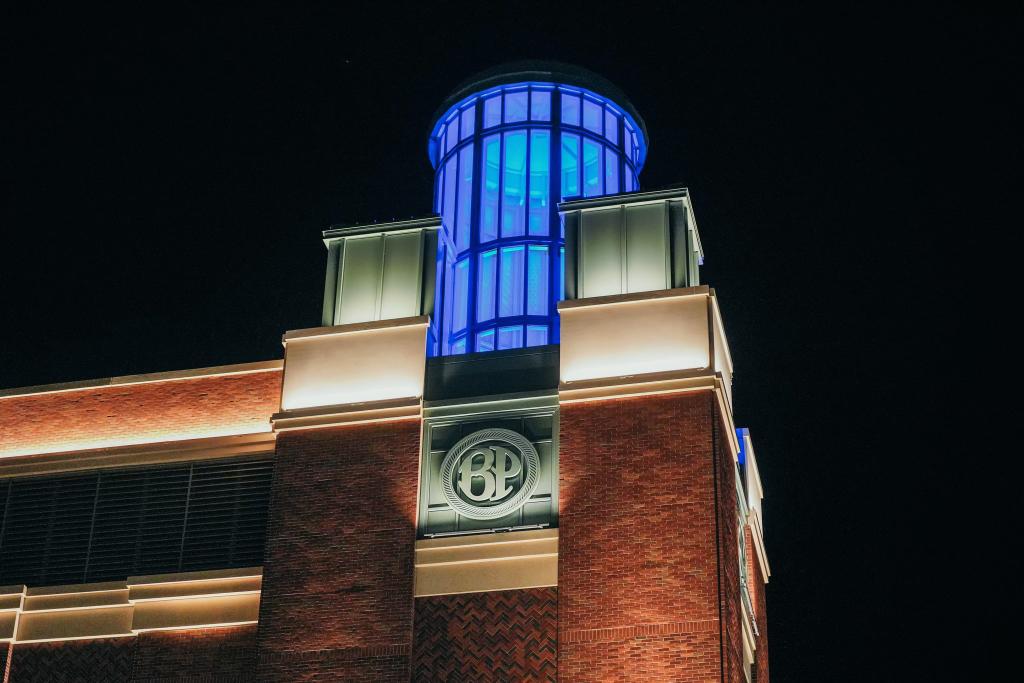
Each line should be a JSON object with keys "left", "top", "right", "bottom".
{"left": 0, "top": 369, "right": 281, "bottom": 458}
{"left": 3, "top": 626, "right": 257, "bottom": 683}
{"left": 132, "top": 625, "right": 257, "bottom": 682}
{"left": 412, "top": 588, "right": 557, "bottom": 682}
{"left": 558, "top": 390, "right": 744, "bottom": 682}
{"left": 255, "top": 420, "right": 420, "bottom": 682}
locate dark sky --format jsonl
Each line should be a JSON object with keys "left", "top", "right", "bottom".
{"left": 2, "top": 4, "right": 1013, "bottom": 680}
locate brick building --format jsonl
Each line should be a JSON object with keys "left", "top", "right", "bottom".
{"left": 0, "top": 62, "right": 770, "bottom": 681}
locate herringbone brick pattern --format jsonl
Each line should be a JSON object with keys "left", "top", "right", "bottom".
{"left": 8, "top": 638, "right": 135, "bottom": 682}
{"left": 5, "top": 626, "right": 257, "bottom": 682}
{"left": 412, "top": 588, "right": 557, "bottom": 682}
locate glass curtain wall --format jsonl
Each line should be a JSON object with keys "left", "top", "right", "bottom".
{"left": 430, "top": 83, "right": 644, "bottom": 356}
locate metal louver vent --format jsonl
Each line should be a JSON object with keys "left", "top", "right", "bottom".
{"left": 0, "top": 457, "right": 273, "bottom": 587}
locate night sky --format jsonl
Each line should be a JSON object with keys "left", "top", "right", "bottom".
{"left": 3, "top": 5, "right": 1011, "bottom": 680}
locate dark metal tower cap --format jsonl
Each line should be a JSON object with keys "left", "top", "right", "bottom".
{"left": 428, "top": 60, "right": 649, "bottom": 162}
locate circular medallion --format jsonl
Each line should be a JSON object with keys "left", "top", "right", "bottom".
{"left": 439, "top": 428, "right": 541, "bottom": 520}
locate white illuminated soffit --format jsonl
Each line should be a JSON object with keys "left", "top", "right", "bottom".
{"left": 279, "top": 316, "right": 429, "bottom": 412}
{"left": 559, "top": 288, "right": 712, "bottom": 384}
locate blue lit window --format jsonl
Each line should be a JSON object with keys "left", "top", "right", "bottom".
{"left": 526, "top": 325, "right": 548, "bottom": 347}
{"left": 442, "top": 255, "right": 454, "bottom": 352}
{"left": 504, "top": 90, "right": 528, "bottom": 123}
{"left": 435, "top": 168, "right": 444, "bottom": 213}
{"left": 528, "top": 130, "right": 550, "bottom": 236}
{"left": 481, "top": 134, "right": 500, "bottom": 242}
{"left": 604, "top": 110, "right": 619, "bottom": 145}
{"left": 446, "top": 117, "right": 458, "bottom": 153}
{"left": 561, "top": 133, "right": 580, "bottom": 199}
{"left": 499, "top": 246, "right": 524, "bottom": 316}
{"left": 605, "top": 147, "right": 619, "bottom": 194}
{"left": 456, "top": 145, "right": 474, "bottom": 250}
{"left": 460, "top": 106, "right": 475, "bottom": 140}
{"left": 530, "top": 89, "right": 551, "bottom": 121}
{"left": 431, "top": 81, "right": 642, "bottom": 358}
{"left": 583, "top": 139, "right": 602, "bottom": 197}
{"left": 484, "top": 95, "right": 501, "bottom": 128}
{"left": 501, "top": 131, "right": 526, "bottom": 236}
{"left": 477, "top": 249, "right": 496, "bottom": 322}
{"left": 476, "top": 329, "right": 495, "bottom": 352}
{"left": 527, "top": 245, "right": 549, "bottom": 315}
{"left": 559, "top": 247, "right": 565, "bottom": 301}
{"left": 452, "top": 258, "right": 469, "bottom": 332}
{"left": 561, "top": 92, "right": 580, "bottom": 126}
{"left": 583, "top": 98, "right": 602, "bottom": 133}
{"left": 498, "top": 326, "right": 523, "bottom": 350}
{"left": 443, "top": 156, "right": 457, "bottom": 231}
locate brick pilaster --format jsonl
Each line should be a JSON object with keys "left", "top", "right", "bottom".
{"left": 255, "top": 420, "right": 420, "bottom": 681}
{"left": 558, "top": 391, "right": 741, "bottom": 681}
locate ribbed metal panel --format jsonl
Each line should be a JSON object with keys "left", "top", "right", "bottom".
{"left": 0, "top": 458, "right": 273, "bottom": 586}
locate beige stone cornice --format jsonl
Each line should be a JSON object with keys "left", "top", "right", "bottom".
{"left": 0, "top": 568, "right": 262, "bottom": 644}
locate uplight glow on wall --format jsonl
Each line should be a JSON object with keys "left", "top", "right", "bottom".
{"left": 279, "top": 318, "right": 429, "bottom": 412}
{"left": 0, "top": 366, "right": 282, "bottom": 459}
{"left": 558, "top": 291, "right": 714, "bottom": 383}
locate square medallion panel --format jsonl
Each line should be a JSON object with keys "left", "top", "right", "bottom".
{"left": 418, "top": 394, "right": 558, "bottom": 537}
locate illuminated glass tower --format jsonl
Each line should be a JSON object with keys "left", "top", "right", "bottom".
{"left": 428, "top": 62, "right": 648, "bottom": 355}
{"left": 0, "top": 60, "right": 771, "bottom": 683}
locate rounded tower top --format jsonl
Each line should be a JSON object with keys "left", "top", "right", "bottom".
{"left": 426, "top": 61, "right": 650, "bottom": 357}
{"left": 428, "top": 61, "right": 648, "bottom": 169}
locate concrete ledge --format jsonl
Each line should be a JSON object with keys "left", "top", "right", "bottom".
{"left": 414, "top": 529, "right": 558, "bottom": 597}
{"left": 0, "top": 567, "right": 262, "bottom": 644}
{"left": 271, "top": 397, "right": 422, "bottom": 431}
{"left": 282, "top": 315, "right": 429, "bottom": 342}
{"left": 0, "top": 432, "right": 276, "bottom": 479}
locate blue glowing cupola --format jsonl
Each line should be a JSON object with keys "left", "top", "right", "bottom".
{"left": 427, "top": 62, "right": 648, "bottom": 356}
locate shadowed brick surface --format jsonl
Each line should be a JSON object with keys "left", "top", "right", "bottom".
{"left": 412, "top": 588, "right": 557, "bottom": 682}
{"left": 558, "top": 391, "right": 745, "bottom": 681}
{"left": 132, "top": 625, "right": 257, "bottom": 682}
{"left": 255, "top": 420, "right": 420, "bottom": 681}
{"left": 8, "top": 638, "right": 134, "bottom": 682}
{"left": 4, "top": 626, "right": 257, "bottom": 682}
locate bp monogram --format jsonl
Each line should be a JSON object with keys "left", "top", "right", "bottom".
{"left": 457, "top": 444, "right": 522, "bottom": 502}
{"left": 439, "top": 428, "right": 541, "bottom": 520}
